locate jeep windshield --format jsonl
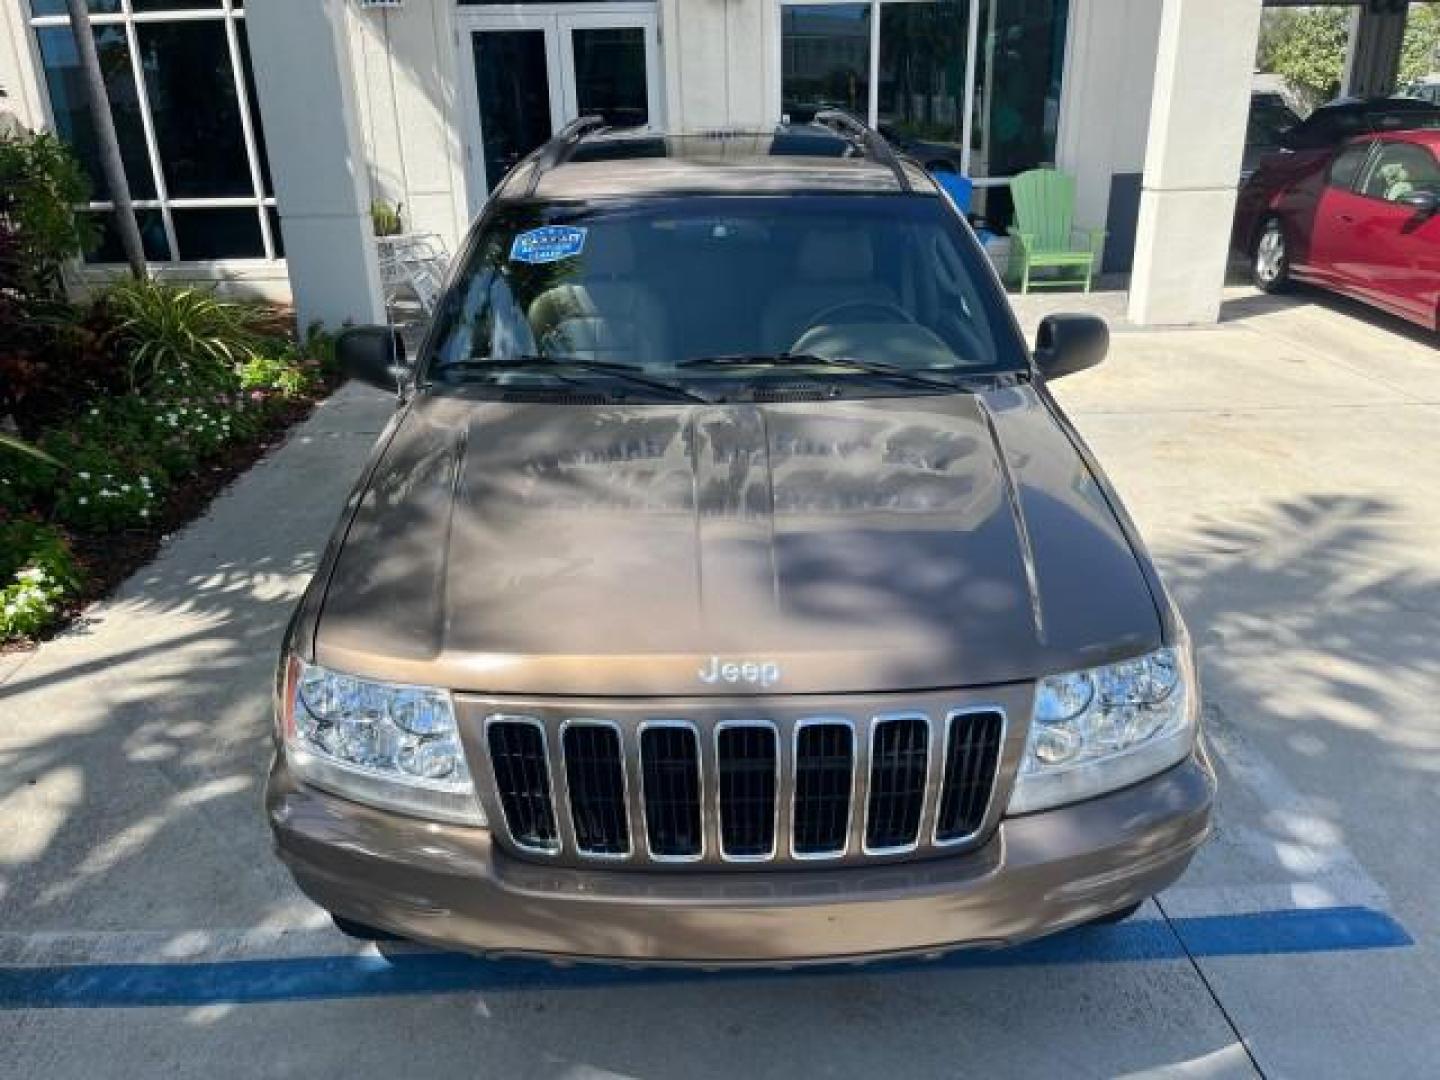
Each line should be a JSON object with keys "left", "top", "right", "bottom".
{"left": 421, "top": 195, "right": 1024, "bottom": 399}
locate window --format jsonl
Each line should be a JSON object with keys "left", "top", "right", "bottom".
{"left": 781, "top": 4, "right": 872, "bottom": 120}
{"left": 1327, "top": 142, "right": 1372, "bottom": 191}
{"left": 28, "top": 0, "right": 278, "bottom": 264}
{"left": 424, "top": 195, "right": 1016, "bottom": 385}
{"left": 779, "top": 0, "right": 1070, "bottom": 230}
{"left": 1357, "top": 142, "right": 1440, "bottom": 204}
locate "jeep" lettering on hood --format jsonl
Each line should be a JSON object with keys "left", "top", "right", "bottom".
{"left": 698, "top": 656, "right": 781, "bottom": 688}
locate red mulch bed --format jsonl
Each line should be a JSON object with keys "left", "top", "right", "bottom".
{"left": 1, "top": 383, "right": 337, "bottom": 655}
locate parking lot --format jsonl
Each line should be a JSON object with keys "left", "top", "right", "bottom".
{"left": 2, "top": 285, "right": 1437, "bottom": 1078}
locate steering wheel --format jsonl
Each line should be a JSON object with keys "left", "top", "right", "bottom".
{"left": 801, "top": 299, "right": 917, "bottom": 335}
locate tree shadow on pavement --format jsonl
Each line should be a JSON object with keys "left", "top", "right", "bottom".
{"left": 0, "top": 387, "right": 394, "bottom": 934}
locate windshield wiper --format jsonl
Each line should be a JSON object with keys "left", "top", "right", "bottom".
{"left": 678, "top": 352, "right": 958, "bottom": 392}
{"left": 438, "top": 356, "right": 712, "bottom": 404}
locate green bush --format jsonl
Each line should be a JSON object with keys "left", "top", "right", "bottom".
{"left": 33, "top": 385, "right": 296, "bottom": 534}
{"left": 1, "top": 131, "right": 120, "bottom": 436}
{"left": 0, "top": 202, "right": 336, "bottom": 634}
{"left": 102, "top": 279, "right": 273, "bottom": 392}
{"left": 0, "top": 129, "right": 96, "bottom": 297}
{"left": 0, "top": 520, "right": 81, "bottom": 641}
{"left": 0, "top": 436, "right": 62, "bottom": 515}
{"left": 45, "top": 395, "right": 192, "bottom": 480}
{"left": 51, "top": 465, "right": 162, "bottom": 532}
{"left": 302, "top": 323, "right": 339, "bottom": 375}
{"left": 238, "top": 350, "right": 316, "bottom": 398}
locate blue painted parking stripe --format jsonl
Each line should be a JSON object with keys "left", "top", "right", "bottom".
{"left": 1168, "top": 905, "right": 1411, "bottom": 958}
{"left": 0, "top": 906, "right": 1410, "bottom": 1010}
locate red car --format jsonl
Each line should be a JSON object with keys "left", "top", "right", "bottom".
{"left": 1234, "top": 128, "right": 1440, "bottom": 331}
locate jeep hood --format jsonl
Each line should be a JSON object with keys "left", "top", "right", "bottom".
{"left": 314, "top": 389, "right": 1162, "bottom": 696}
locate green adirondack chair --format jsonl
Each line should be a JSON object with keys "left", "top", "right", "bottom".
{"left": 1007, "top": 168, "right": 1106, "bottom": 293}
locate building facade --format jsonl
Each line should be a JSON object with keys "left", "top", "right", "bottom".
{"left": 1, "top": 0, "right": 1359, "bottom": 329}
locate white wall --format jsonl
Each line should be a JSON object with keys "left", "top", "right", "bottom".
{"left": 1055, "top": 0, "right": 1163, "bottom": 236}
{"left": 346, "top": 1, "right": 466, "bottom": 253}
{"left": 0, "top": 0, "right": 43, "bottom": 131}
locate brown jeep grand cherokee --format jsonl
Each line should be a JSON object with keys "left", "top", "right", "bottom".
{"left": 266, "top": 118, "right": 1214, "bottom": 966}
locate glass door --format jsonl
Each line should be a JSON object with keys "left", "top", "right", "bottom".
{"left": 468, "top": 21, "right": 566, "bottom": 196}
{"left": 457, "top": 4, "right": 663, "bottom": 216}
{"left": 561, "top": 13, "right": 662, "bottom": 131}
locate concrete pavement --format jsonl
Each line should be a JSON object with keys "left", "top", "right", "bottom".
{"left": 2, "top": 285, "right": 1437, "bottom": 1078}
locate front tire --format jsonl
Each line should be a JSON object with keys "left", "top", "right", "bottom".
{"left": 1253, "top": 217, "right": 1291, "bottom": 293}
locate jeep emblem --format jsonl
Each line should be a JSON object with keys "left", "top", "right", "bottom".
{"left": 697, "top": 656, "right": 781, "bottom": 688}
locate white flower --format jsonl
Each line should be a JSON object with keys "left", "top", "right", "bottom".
{"left": 78, "top": 471, "right": 90, "bottom": 480}
{"left": 78, "top": 497, "right": 88, "bottom": 506}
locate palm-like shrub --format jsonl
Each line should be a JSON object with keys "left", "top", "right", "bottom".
{"left": 103, "top": 279, "right": 270, "bottom": 391}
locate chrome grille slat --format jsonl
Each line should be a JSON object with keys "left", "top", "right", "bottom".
{"left": 935, "top": 709, "right": 1005, "bottom": 845}
{"left": 561, "top": 721, "right": 631, "bottom": 857}
{"left": 484, "top": 717, "right": 560, "bottom": 854}
{"left": 863, "top": 714, "right": 931, "bottom": 854}
{"left": 639, "top": 722, "right": 704, "bottom": 860}
{"left": 791, "top": 719, "right": 855, "bottom": 858}
{"left": 478, "top": 706, "right": 1006, "bottom": 868}
{"left": 716, "top": 722, "right": 779, "bottom": 860}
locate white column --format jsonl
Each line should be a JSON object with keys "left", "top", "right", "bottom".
{"left": 660, "top": 0, "right": 772, "bottom": 133}
{"left": 1127, "top": 0, "right": 1262, "bottom": 327}
{"left": 1054, "top": 0, "right": 1163, "bottom": 237}
{"left": 246, "top": 0, "right": 385, "bottom": 329}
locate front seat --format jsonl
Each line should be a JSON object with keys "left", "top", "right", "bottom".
{"left": 527, "top": 229, "right": 670, "bottom": 366}
{"left": 761, "top": 230, "right": 898, "bottom": 352}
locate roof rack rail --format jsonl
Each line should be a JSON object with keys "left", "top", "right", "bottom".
{"left": 524, "top": 114, "right": 609, "bottom": 196}
{"left": 811, "top": 109, "right": 912, "bottom": 193}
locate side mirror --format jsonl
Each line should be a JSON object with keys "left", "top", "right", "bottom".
{"left": 1033, "top": 313, "right": 1109, "bottom": 382}
{"left": 1397, "top": 190, "right": 1440, "bottom": 216}
{"left": 337, "top": 326, "right": 407, "bottom": 394}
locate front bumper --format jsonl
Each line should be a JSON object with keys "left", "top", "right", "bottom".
{"left": 267, "top": 746, "right": 1213, "bottom": 966}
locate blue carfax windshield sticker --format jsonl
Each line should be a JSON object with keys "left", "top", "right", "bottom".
{"left": 510, "top": 225, "right": 588, "bottom": 264}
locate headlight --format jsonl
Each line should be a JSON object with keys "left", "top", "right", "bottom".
{"left": 1008, "top": 645, "right": 1197, "bottom": 815}
{"left": 278, "top": 657, "right": 485, "bottom": 826}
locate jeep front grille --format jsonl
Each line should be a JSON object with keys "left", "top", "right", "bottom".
{"left": 477, "top": 707, "right": 1006, "bottom": 868}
